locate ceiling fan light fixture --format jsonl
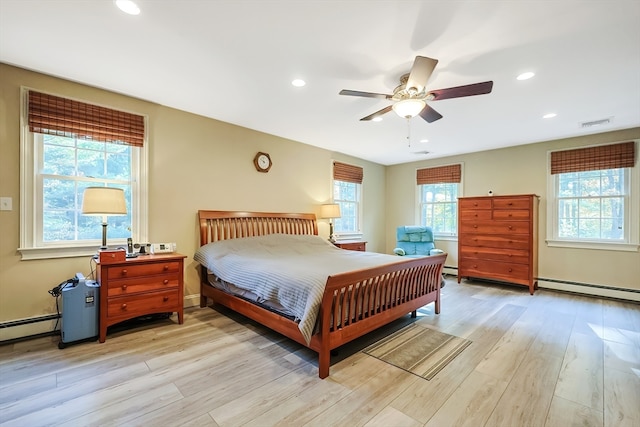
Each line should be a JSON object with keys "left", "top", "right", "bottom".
{"left": 392, "top": 99, "right": 426, "bottom": 119}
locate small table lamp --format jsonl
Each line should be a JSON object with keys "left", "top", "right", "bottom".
{"left": 320, "top": 203, "right": 341, "bottom": 242}
{"left": 82, "top": 187, "right": 127, "bottom": 250}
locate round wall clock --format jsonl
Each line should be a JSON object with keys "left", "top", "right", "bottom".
{"left": 253, "top": 151, "right": 272, "bottom": 173}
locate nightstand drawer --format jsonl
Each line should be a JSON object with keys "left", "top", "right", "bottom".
{"left": 108, "top": 275, "right": 180, "bottom": 296}
{"left": 107, "top": 290, "right": 180, "bottom": 318}
{"left": 334, "top": 241, "right": 366, "bottom": 251}
{"left": 106, "top": 261, "right": 181, "bottom": 279}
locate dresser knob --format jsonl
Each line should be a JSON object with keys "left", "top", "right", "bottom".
{"left": 508, "top": 253, "right": 512, "bottom": 257}
{"left": 508, "top": 268, "right": 513, "bottom": 272}
{"left": 473, "top": 225, "right": 478, "bottom": 228}
{"left": 121, "top": 269, "right": 127, "bottom": 276}
{"left": 508, "top": 226, "right": 513, "bottom": 230}
{"left": 163, "top": 265, "right": 169, "bottom": 271}
{"left": 121, "top": 303, "right": 127, "bottom": 310}
{"left": 121, "top": 284, "right": 127, "bottom": 290}
{"left": 163, "top": 296, "right": 169, "bottom": 302}
{"left": 163, "top": 279, "right": 169, "bottom": 285}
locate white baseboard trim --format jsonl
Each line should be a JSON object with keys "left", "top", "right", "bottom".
{"left": 537, "top": 279, "right": 640, "bottom": 302}
{"left": 0, "top": 316, "right": 58, "bottom": 342}
{"left": 183, "top": 294, "right": 201, "bottom": 308}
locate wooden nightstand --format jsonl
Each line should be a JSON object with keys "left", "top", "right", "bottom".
{"left": 96, "top": 253, "right": 186, "bottom": 342}
{"left": 333, "top": 240, "right": 367, "bottom": 251}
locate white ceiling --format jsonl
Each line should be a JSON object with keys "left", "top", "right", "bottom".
{"left": 1, "top": 1, "right": 639, "bottom": 165}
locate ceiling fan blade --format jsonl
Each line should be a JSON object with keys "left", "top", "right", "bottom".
{"left": 419, "top": 104, "right": 443, "bottom": 123}
{"left": 406, "top": 56, "right": 438, "bottom": 94}
{"left": 429, "top": 81, "right": 494, "bottom": 101}
{"left": 360, "top": 105, "right": 393, "bottom": 121}
{"left": 339, "top": 89, "right": 392, "bottom": 100}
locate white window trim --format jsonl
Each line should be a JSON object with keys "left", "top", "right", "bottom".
{"left": 17, "top": 87, "right": 149, "bottom": 260}
{"left": 545, "top": 141, "right": 639, "bottom": 253}
{"left": 415, "top": 163, "right": 464, "bottom": 239}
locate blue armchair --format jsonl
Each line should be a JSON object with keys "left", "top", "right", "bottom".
{"left": 393, "top": 226, "right": 445, "bottom": 257}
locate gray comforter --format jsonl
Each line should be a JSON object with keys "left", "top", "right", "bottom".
{"left": 194, "top": 234, "right": 405, "bottom": 344}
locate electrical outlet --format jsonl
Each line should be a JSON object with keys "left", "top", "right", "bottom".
{"left": 0, "top": 197, "right": 12, "bottom": 211}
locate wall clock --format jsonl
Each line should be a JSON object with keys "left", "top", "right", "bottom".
{"left": 253, "top": 152, "right": 272, "bottom": 173}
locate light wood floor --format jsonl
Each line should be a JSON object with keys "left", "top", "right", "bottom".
{"left": 1, "top": 278, "right": 639, "bottom": 427}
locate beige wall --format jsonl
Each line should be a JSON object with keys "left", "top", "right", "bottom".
{"left": 0, "top": 64, "right": 386, "bottom": 339}
{"left": 386, "top": 129, "right": 640, "bottom": 298}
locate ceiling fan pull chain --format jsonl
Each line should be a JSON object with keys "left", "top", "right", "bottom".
{"left": 406, "top": 118, "right": 411, "bottom": 147}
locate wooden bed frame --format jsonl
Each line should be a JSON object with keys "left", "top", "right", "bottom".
{"left": 198, "top": 210, "right": 446, "bottom": 378}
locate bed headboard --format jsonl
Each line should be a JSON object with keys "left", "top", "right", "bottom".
{"left": 198, "top": 210, "right": 318, "bottom": 246}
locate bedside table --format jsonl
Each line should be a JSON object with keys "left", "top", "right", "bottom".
{"left": 333, "top": 240, "right": 367, "bottom": 251}
{"left": 96, "top": 253, "right": 186, "bottom": 342}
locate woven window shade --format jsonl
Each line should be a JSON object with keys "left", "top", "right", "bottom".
{"left": 333, "top": 161, "right": 363, "bottom": 184}
{"left": 28, "top": 91, "right": 145, "bottom": 147}
{"left": 550, "top": 141, "right": 635, "bottom": 174}
{"left": 417, "top": 164, "right": 461, "bottom": 185}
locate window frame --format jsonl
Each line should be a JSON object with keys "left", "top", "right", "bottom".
{"left": 546, "top": 141, "right": 639, "bottom": 252}
{"left": 417, "top": 181, "right": 462, "bottom": 239}
{"left": 332, "top": 179, "right": 363, "bottom": 240}
{"left": 415, "top": 163, "right": 463, "bottom": 240}
{"left": 18, "top": 87, "right": 149, "bottom": 260}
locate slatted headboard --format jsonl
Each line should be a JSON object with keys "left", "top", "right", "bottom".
{"left": 198, "top": 210, "right": 319, "bottom": 246}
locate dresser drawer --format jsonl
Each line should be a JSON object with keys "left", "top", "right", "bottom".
{"left": 105, "top": 261, "right": 182, "bottom": 279}
{"left": 459, "top": 220, "right": 530, "bottom": 234}
{"left": 461, "top": 233, "right": 530, "bottom": 250}
{"left": 107, "top": 290, "right": 180, "bottom": 318}
{"left": 493, "top": 209, "right": 530, "bottom": 220}
{"left": 460, "top": 258, "right": 530, "bottom": 282}
{"left": 108, "top": 274, "right": 180, "bottom": 296}
{"left": 459, "top": 210, "right": 492, "bottom": 221}
{"left": 459, "top": 245, "right": 530, "bottom": 264}
{"left": 493, "top": 197, "right": 531, "bottom": 210}
{"left": 459, "top": 198, "right": 492, "bottom": 210}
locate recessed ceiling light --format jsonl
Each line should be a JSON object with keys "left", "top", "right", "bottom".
{"left": 419, "top": 139, "right": 429, "bottom": 143}
{"left": 517, "top": 72, "right": 535, "bottom": 81}
{"left": 115, "top": 0, "right": 140, "bottom": 15}
{"left": 543, "top": 113, "right": 557, "bottom": 119}
{"left": 291, "top": 79, "right": 306, "bottom": 87}
{"left": 372, "top": 117, "right": 383, "bottom": 122}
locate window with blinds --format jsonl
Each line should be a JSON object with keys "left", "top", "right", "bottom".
{"left": 332, "top": 161, "right": 363, "bottom": 237}
{"left": 417, "top": 164, "right": 462, "bottom": 237}
{"left": 548, "top": 141, "right": 638, "bottom": 248}
{"left": 20, "top": 89, "right": 148, "bottom": 259}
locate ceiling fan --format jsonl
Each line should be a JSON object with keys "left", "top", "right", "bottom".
{"left": 339, "top": 56, "right": 493, "bottom": 123}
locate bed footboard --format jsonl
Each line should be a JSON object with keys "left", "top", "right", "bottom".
{"left": 314, "top": 253, "right": 446, "bottom": 378}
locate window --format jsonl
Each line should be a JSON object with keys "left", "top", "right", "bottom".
{"left": 548, "top": 141, "right": 638, "bottom": 251}
{"left": 19, "top": 89, "right": 148, "bottom": 259}
{"left": 332, "top": 161, "right": 363, "bottom": 237}
{"left": 417, "top": 164, "right": 462, "bottom": 237}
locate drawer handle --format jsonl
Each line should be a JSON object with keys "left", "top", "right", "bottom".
{"left": 508, "top": 202, "right": 513, "bottom": 205}
{"left": 121, "top": 269, "right": 128, "bottom": 276}
{"left": 508, "top": 268, "right": 513, "bottom": 272}
{"left": 163, "top": 279, "right": 169, "bottom": 285}
{"left": 474, "top": 213, "right": 478, "bottom": 217}
{"left": 473, "top": 203, "right": 478, "bottom": 206}
{"left": 473, "top": 238, "right": 478, "bottom": 241}
{"left": 121, "top": 284, "right": 127, "bottom": 290}
{"left": 508, "top": 226, "right": 513, "bottom": 230}
{"left": 508, "top": 253, "right": 512, "bottom": 257}
{"left": 163, "top": 296, "right": 169, "bottom": 302}
{"left": 163, "top": 265, "right": 169, "bottom": 271}
{"left": 121, "top": 303, "right": 127, "bottom": 310}
{"left": 473, "top": 264, "right": 478, "bottom": 268}
{"left": 473, "top": 225, "right": 478, "bottom": 228}
{"left": 508, "top": 214, "right": 513, "bottom": 217}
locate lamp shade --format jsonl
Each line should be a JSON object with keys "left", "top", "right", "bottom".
{"left": 82, "top": 187, "right": 127, "bottom": 215}
{"left": 392, "top": 98, "right": 426, "bottom": 119}
{"left": 320, "top": 203, "right": 341, "bottom": 219}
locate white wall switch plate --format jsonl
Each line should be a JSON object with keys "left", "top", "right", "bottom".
{"left": 0, "top": 197, "right": 12, "bottom": 211}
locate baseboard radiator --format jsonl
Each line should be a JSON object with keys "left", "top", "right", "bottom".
{"left": 443, "top": 266, "right": 640, "bottom": 302}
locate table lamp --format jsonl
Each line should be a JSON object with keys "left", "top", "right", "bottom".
{"left": 82, "top": 187, "right": 127, "bottom": 250}
{"left": 320, "top": 203, "right": 341, "bottom": 242}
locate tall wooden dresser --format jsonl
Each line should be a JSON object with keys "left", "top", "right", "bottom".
{"left": 457, "top": 194, "right": 539, "bottom": 294}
